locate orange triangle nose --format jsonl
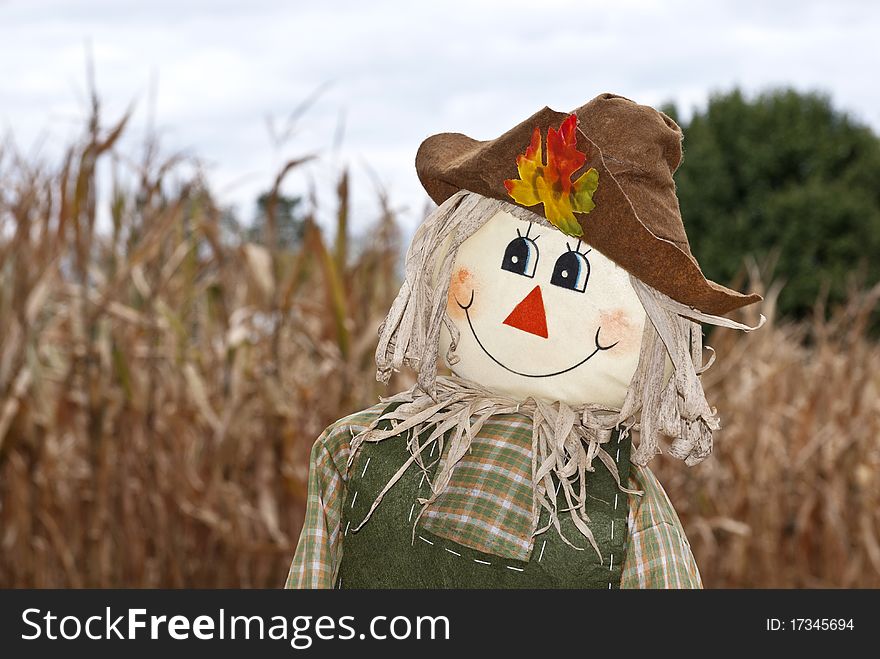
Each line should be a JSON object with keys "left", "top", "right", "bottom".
{"left": 503, "top": 285, "right": 548, "bottom": 338}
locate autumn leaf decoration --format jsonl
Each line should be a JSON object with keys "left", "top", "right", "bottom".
{"left": 504, "top": 113, "right": 598, "bottom": 237}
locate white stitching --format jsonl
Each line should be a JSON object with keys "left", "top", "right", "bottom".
{"left": 473, "top": 559, "right": 491, "bottom": 565}
{"left": 608, "top": 432, "right": 622, "bottom": 590}
{"left": 350, "top": 490, "right": 358, "bottom": 508}
{"left": 361, "top": 457, "right": 371, "bottom": 477}
{"left": 538, "top": 540, "right": 546, "bottom": 562}
{"left": 408, "top": 503, "right": 415, "bottom": 522}
{"left": 506, "top": 565, "right": 524, "bottom": 572}
{"left": 444, "top": 548, "right": 461, "bottom": 557}
{"left": 418, "top": 535, "right": 434, "bottom": 546}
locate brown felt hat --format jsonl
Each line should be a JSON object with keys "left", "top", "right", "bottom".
{"left": 415, "top": 92, "right": 762, "bottom": 315}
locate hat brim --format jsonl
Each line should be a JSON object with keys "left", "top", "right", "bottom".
{"left": 415, "top": 107, "right": 761, "bottom": 316}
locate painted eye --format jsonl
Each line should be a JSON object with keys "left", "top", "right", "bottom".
{"left": 501, "top": 236, "right": 538, "bottom": 278}
{"left": 551, "top": 250, "right": 589, "bottom": 292}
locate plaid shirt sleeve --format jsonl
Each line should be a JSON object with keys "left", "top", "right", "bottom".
{"left": 620, "top": 464, "right": 703, "bottom": 589}
{"left": 284, "top": 422, "right": 351, "bottom": 588}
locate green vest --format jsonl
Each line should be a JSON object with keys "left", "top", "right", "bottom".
{"left": 338, "top": 407, "right": 632, "bottom": 589}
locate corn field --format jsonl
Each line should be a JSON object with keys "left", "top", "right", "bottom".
{"left": 1, "top": 103, "right": 878, "bottom": 588}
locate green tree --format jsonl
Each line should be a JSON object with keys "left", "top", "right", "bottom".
{"left": 218, "top": 192, "right": 305, "bottom": 250}
{"left": 250, "top": 191, "right": 304, "bottom": 250}
{"left": 665, "top": 88, "right": 880, "bottom": 320}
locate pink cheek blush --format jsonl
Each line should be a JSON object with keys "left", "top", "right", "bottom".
{"left": 598, "top": 308, "right": 640, "bottom": 351}
{"left": 447, "top": 267, "right": 476, "bottom": 319}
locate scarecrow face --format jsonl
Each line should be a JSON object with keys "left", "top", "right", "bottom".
{"left": 440, "top": 209, "right": 646, "bottom": 407}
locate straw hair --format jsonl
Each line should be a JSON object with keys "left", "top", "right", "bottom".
{"left": 364, "top": 191, "right": 763, "bottom": 550}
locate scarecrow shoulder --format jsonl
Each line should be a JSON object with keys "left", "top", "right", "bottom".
{"left": 309, "top": 402, "right": 388, "bottom": 476}
{"left": 627, "top": 464, "right": 689, "bottom": 534}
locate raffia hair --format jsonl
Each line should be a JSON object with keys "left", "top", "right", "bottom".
{"left": 375, "top": 191, "right": 761, "bottom": 466}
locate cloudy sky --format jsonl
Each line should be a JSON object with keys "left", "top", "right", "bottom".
{"left": 1, "top": 0, "right": 879, "bottom": 233}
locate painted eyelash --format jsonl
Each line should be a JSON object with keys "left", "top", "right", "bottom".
{"left": 516, "top": 223, "right": 540, "bottom": 241}
{"left": 565, "top": 240, "right": 591, "bottom": 255}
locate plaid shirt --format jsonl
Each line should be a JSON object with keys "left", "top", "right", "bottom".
{"left": 286, "top": 403, "right": 702, "bottom": 589}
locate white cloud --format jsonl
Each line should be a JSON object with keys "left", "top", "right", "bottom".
{"left": 1, "top": 0, "right": 878, "bottom": 234}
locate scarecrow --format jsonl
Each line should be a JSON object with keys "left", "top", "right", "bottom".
{"left": 286, "top": 93, "right": 763, "bottom": 589}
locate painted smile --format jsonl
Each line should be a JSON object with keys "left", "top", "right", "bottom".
{"left": 456, "top": 290, "right": 618, "bottom": 378}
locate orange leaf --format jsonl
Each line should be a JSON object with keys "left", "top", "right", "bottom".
{"left": 504, "top": 114, "right": 598, "bottom": 237}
